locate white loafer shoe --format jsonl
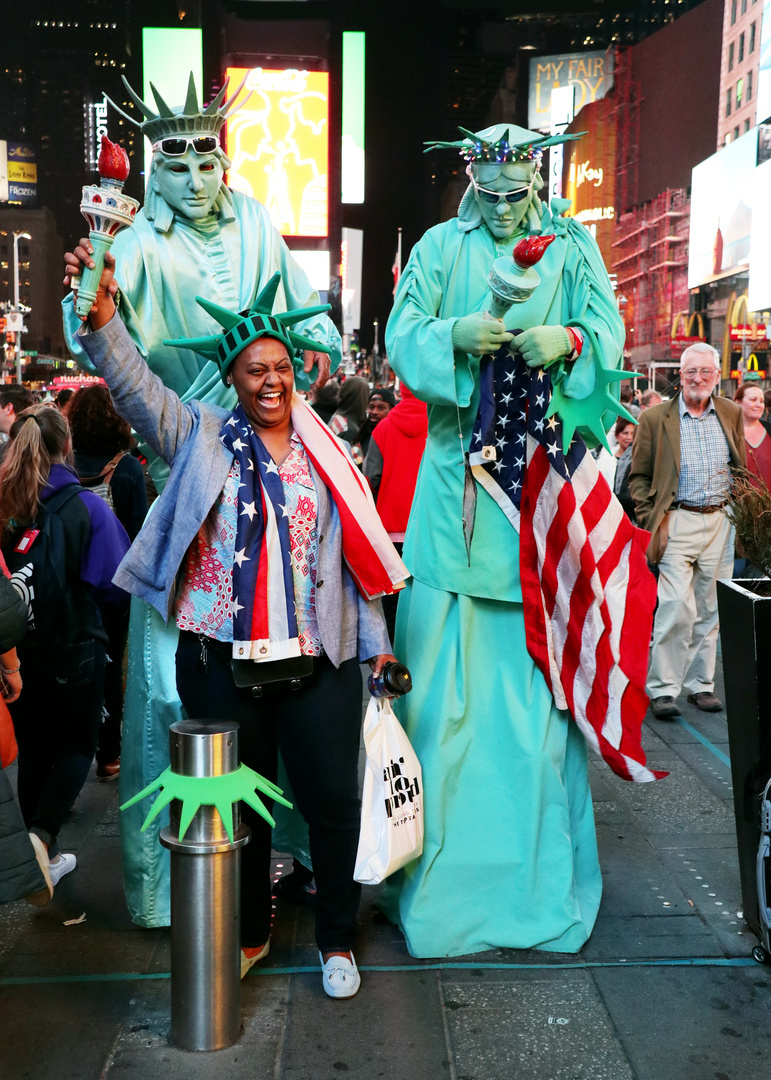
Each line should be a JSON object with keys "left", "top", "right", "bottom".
{"left": 240, "top": 939, "right": 270, "bottom": 979}
{"left": 319, "top": 951, "right": 361, "bottom": 999}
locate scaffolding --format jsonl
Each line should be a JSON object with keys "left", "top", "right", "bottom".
{"left": 612, "top": 188, "right": 691, "bottom": 377}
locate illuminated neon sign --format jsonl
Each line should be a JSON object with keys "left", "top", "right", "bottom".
{"left": 342, "top": 32, "right": 365, "bottom": 204}
{"left": 225, "top": 66, "right": 329, "bottom": 238}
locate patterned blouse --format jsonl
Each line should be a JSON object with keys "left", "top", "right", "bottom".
{"left": 175, "top": 433, "right": 322, "bottom": 655}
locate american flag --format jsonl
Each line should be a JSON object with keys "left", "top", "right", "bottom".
{"left": 469, "top": 346, "right": 665, "bottom": 783}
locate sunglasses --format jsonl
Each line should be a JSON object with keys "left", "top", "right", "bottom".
{"left": 151, "top": 136, "right": 219, "bottom": 157}
{"left": 468, "top": 171, "right": 534, "bottom": 205}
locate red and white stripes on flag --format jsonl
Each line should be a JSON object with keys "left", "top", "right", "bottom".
{"left": 292, "top": 395, "right": 409, "bottom": 600}
{"left": 469, "top": 350, "right": 663, "bottom": 783}
{"left": 519, "top": 433, "right": 665, "bottom": 783}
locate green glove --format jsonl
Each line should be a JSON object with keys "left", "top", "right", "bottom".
{"left": 452, "top": 312, "right": 514, "bottom": 357}
{"left": 513, "top": 325, "right": 571, "bottom": 368}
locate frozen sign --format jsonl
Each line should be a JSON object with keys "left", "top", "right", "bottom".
{"left": 225, "top": 66, "right": 329, "bottom": 238}
{"left": 528, "top": 51, "right": 614, "bottom": 132}
{"left": 7, "top": 142, "right": 36, "bottom": 205}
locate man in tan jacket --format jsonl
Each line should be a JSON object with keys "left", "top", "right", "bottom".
{"left": 629, "top": 343, "right": 745, "bottom": 719}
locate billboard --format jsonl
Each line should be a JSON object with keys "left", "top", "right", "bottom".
{"left": 341, "top": 227, "right": 363, "bottom": 335}
{"left": 0, "top": 142, "right": 7, "bottom": 202}
{"left": 528, "top": 51, "right": 613, "bottom": 132}
{"left": 688, "top": 128, "right": 756, "bottom": 289}
{"left": 562, "top": 97, "right": 617, "bottom": 270}
{"left": 225, "top": 66, "right": 329, "bottom": 238}
{"left": 6, "top": 142, "right": 37, "bottom": 205}
{"left": 142, "top": 27, "right": 204, "bottom": 188}
{"left": 748, "top": 155, "right": 771, "bottom": 311}
{"left": 87, "top": 95, "right": 110, "bottom": 173}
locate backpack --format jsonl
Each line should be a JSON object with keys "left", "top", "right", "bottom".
{"left": 3, "top": 485, "right": 105, "bottom": 684}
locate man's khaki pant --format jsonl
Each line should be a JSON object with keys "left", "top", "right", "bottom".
{"left": 647, "top": 507, "right": 734, "bottom": 700}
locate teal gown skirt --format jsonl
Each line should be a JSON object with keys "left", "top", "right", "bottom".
{"left": 379, "top": 579, "right": 602, "bottom": 957}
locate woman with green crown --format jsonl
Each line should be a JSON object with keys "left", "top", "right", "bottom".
{"left": 64, "top": 241, "right": 406, "bottom": 996}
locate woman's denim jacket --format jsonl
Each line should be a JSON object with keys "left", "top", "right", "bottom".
{"left": 78, "top": 315, "right": 390, "bottom": 667}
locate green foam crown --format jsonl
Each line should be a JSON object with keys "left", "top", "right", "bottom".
{"left": 164, "top": 272, "right": 333, "bottom": 386}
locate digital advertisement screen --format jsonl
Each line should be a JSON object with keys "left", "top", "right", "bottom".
{"left": 748, "top": 155, "right": 771, "bottom": 312}
{"left": 225, "top": 66, "right": 329, "bottom": 237}
{"left": 688, "top": 128, "right": 756, "bottom": 290}
{"left": 342, "top": 32, "right": 365, "bottom": 204}
{"left": 142, "top": 27, "right": 203, "bottom": 189}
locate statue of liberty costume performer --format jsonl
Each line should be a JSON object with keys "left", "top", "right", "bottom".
{"left": 380, "top": 125, "right": 629, "bottom": 957}
{"left": 62, "top": 74, "right": 340, "bottom": 926}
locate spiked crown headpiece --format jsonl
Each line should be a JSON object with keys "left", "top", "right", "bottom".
{"left": 106, "top": 72, "right": 248, "bottom": 145}
{"left": 424, "top": 124, "right": 583, "bottom": 168}
{"left": 164, "top": 273, "right": 333, "bottom": 386}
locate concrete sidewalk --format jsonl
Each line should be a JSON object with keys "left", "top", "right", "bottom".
{"left": 2, "top": 658, "right": 770, "bottom": 1080}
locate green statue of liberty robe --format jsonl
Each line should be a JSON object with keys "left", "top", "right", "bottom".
{"left": 379, "top": 195, "right": 625, "bottom": 957}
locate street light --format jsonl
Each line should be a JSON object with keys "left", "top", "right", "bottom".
{"left": 13, "top": 231, "right": 31, "bottom": 386}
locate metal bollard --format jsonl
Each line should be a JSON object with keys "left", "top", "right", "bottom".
{"left": 160, "top": 720, "right": 250, "bottom": 1052}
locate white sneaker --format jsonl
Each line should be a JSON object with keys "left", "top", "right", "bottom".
{"left": 48, "top": 853, "right": 77, "bottom": 887}
{"left": 319, "top": 951, "right": 361, "bottom": 999}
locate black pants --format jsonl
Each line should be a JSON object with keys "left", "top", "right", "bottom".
{"left": 11, "top": 644, "right": 107, "bottom": 857}
{"left": 176, "top": 633, "right": 363, "bottom": 952}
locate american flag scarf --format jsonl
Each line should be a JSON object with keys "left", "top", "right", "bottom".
{"left": 469, "top": 347, "right": 665, "bottom": 783}
{"left": 220, "top": 399, "right": 407, "bottom": 662}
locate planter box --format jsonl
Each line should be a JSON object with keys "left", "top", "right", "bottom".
{"left": 717, "top": 578, "right": 771, "bottom": 943}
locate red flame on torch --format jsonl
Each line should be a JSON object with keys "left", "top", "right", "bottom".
{"left": 513, "top": 235, "right": 555, "bottom": 270}
{"left": 98, "top": 135, "right": 130, "bottom": 183}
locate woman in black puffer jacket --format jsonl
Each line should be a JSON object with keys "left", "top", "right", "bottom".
{"left": 0, "top": 553, "right": 52, "bottom": 906}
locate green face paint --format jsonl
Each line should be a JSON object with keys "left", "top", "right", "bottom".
{"left": 153, "top": 149, "right": 224, "bottom": 219}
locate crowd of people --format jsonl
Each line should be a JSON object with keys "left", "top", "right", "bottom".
{"left": 2, "top": 78, "right": 770, "bottom": 1007}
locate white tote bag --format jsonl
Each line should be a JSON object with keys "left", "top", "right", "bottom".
{"left": 354, "top": 696, "right": 424, "bottom": 885}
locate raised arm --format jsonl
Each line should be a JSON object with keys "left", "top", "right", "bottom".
{"left": 63, "top": 240, "right": 196, "bottom": 465}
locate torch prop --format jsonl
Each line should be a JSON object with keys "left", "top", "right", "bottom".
{"left": 75, "top": 136, "right": 138, "bottom": 318}
{"left": 476, "top": 235, "right": 556, "bottom": 464}
{"left": 486, "top": 234, "right": 556, "bottom": 320}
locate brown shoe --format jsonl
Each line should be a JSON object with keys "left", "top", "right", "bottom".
{"left": 650, "top": 696, "right": 681, "bottom": 719}
{"left": 96, "top": 758, "right": 120, "bottom": 782}
{"left": 687, "top": 692, "right": 723, "bottom": 712}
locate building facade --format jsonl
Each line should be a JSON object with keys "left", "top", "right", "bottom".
{"left": 717, "top": 0, "right": 765, "bottom": 146}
